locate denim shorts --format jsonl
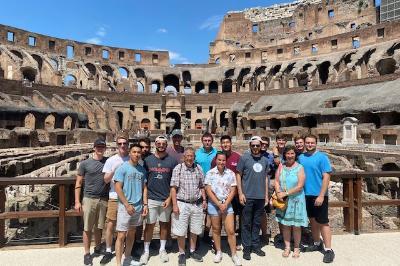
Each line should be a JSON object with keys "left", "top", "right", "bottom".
{"left": 207, "top": 201, "right": 234, "bottom": 216}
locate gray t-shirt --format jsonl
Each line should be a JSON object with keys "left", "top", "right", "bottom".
{"left": 237, "top": 152, "right": 270, "bottom": 200}
{"left": 79, "top": 157, "right": 108, "bottom": 198}
{"left": 144, "top": 154, "right": 178, "bottom": 201}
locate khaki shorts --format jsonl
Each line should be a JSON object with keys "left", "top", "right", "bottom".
{"left": 82, "top": 197, "right": 108, "bottom": 231}
{"left": 172, "top": 201, "right": 204, "bottom": 237}
{"left": 146, "top": 199, "right": 172, "bottom": 224}
{"left": 116, "top": 203, "right": 143, "bottom": 232}
{"left": 106, "top": 199, "right": 118, "bottom": 222}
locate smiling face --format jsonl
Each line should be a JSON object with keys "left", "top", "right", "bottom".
{"left": 116, "top": 137, "right": 129, "bottom": 156}
{"left": 139, "top": 140, "right": 150, "bottom": 156}
{"left": 155, "top": 140, "right": 167, "bottom": 153}
{"left": 295, "top": 138, "right": 305, "bottom": 152}
{"left": 94, "top": 145, "right": 106, "bottom": 157}
{"left": 277, "top": 138, "right": 287, "bottom": 149}
{"left": 221, "top": 138, "right": 232, "bottom": 152}
{"left": 216, "top": 153, "right": 227, "bottom": 171}
{"left": 172, "top": 135, "right": 183, "bottom": 146}
{"left": 305, "top": 136, "right": 317, "bottom": 153}
{"left": 183, "top": 149, "right": 195, "bottom": 165}
{"left": 284, "top": 148, "right": 296, "bottom": 164}
{"left": 250, "top": 141, "right": 261, "bottom": 155}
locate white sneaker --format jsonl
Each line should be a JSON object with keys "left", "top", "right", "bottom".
{"left": 232, "top": 254, "right": 242, "bottom": 266}
{"left": 213, "top": 252, "right": 222, "bottom": 263}
{"left": 123, "top": 256, "right": 133, "bottom": 266}
{"left": 159, "top": 250, "right": 169, "bottom": 263}
{"left": 139, "top": 252, "right": 149, "bottom": 265}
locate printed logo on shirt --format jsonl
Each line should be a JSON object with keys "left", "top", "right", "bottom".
{"left": 128, "top": 172, "right": 143, "bottom": 181}
{"left": 253, "top": 162, "right": 263, "bottom": 173}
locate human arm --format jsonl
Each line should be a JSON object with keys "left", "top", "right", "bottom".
{"left": 115, "top": 181, "right": 135, "bottom": 215}
{"left": 170, "top": 165, "right": 180, "bottom": 215}
{"left": 142, "top": 183, "right": 148, "bottom": 216}
{"left": 198, "top": 168, "right": 207, "bottom": 209}
{"left": 104, "top": 172, "right": 114, "bottom": 184}
{"left": 74, "top": 174, "right": 83, "bottom": 212}
{"left": 315, "top": 172, "right": 330, "bottom": 206}
{"left": 236, "top": 172, "right": 246, "bottom": 205}
{"left": 170, "top": 186, "right": 179, "bottom": 215}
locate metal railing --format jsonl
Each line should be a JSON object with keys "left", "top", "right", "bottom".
{"left": 0, "top": 172, "right": 400, "bottom": 247}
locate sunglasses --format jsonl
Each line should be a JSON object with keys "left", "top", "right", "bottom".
{"left": 117, "top": 142, "right": 128, "bottom": 146}
{"left": 251, "top": 144, "right": 261, "bottom": 148}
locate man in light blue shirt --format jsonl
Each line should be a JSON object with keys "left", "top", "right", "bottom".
{"left": 113, "top": 144, "right": 147, "bottom": 266}
{"left": 195, "top": 132, "right": 217, "bottom": 174}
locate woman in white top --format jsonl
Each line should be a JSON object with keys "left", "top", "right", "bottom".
{"left": 205, "top": 151, "right": 241, "bottom": 266}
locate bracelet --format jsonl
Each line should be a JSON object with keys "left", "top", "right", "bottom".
{"left": 75, "top": 186, "right": 81, "bottom": 189}
{"left": 143, "top": 204, "right": 148, "bottom": 206}
{"left": 285, "top": 191, "right": 289, "bottom": 196}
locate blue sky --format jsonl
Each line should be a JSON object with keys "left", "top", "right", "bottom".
{"left": 0, "top": 0, "right": 380, "bottom": 64}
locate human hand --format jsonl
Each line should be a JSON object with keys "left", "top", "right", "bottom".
{"left": 239, "top": 193, "right": 246, "bottom": 205}
{"left": 74, "top": 202, "right": 82, "bottom": 213}
{"left": 142, "top": 206, "right": 148, "bottom": 217}
{"left": 173, "top": 205, "right": 180, "bottom": 215}
{"left": 277, "top": 192, "right": 286, "bottom": 201}
{"left": 125, "top": 204, "right": 135, "bottom": 216}
{"left": 219, "top": 203, "right": 227, "bottom": 213}
{"left": 202, "top": 201, "right": 207, "bottom": 210}
{"left": 314, "top": 196, "right": 324, "bottom": 206}
{"left": 163, "top": 198, "right": 171, "bottom": 209}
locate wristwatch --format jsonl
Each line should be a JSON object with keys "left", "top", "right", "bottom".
{"left": 273, "top": 154, "right": 280, "bottom": 158}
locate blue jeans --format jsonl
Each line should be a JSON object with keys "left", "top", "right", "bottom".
{"left": 241, "top": 198, "right": 265, "bottom": 251}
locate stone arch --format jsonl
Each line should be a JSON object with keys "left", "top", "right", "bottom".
{"left": 151, "top": 80, "right": 161, "bottom": 93}
{"left": 45, "top": 114, "right": 55, "bottom": 130}
{"left": 182, "top": 71, "right": 191, "bottom": 86}
{"left": 250, "top": 119, "right": 257, "bottom": 129}
{"left": 140, "top": 118, "right": 151, "bottom": 130}
{"left": 134, "top": 68, "right": 146, "bottom": 78}
{"left": 164, "top": 74, "right": 179, "bottom": 93}
{"left": 183, "top": 84, "right": 192, "bottom": 94}
{"left": 195, "top": 82, "right": 205, "bottom": 94}
{"left": 318, "top": 61, "right": 331, "bottom": 84}
{"left": 102, "top": 65, "right": 114, "bottom": 77}
{"left": 209, "top": 81, "right": 218, "bottom": 93}
{"left": 137, "top": 81, "right": 144, "bottom": 93}
{"left": 117, "top": 111, "right": 123, "bottom": 129}
{"left": 31, "top": 54, "right": 43, "bottom": 70}
{"left": 24, "top": 113, "right": 36, "bottom": 129}
{"left": 270, "top": 118, "right": 281, "bottom": 130}
{"left": 237, "top": 68, "right": 251, "bottom": 92}
{"left": 166, "top": 112, "right": 181, "bottom": 133}
{"left": 296, "top": 72, "right": 309, "bottom": 86}
{"left": 85, "top": 63, "right": 96, "bottom": 76}
{"left": 10, "top": 50, "right": 23, "bottom": 60}
{"left": 64, "top": 74, "right": 77, "bottom": 87}
{"left": 119, "top": 67, "right": 129, "bottom": 79}
{"left": 220, "top": 111, "right": 229, "bottom": 128}
{"left": 376, "top": 58, "right": 397, "bottom": 76}
{"left": 222, "top": 79, "right": 232, "bottom": 93}
{"left": 63, "top": 116, "right": 72, "bottom": 130}
{"left": 225, "top": 68, "right": 235, "bottom": 78}
{"left": 21, "top": 67, "right": 37, "bottom": 82}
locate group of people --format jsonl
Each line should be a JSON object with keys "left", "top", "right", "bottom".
{"left": 74, "top": 130, "right": 335, "bottom": 266}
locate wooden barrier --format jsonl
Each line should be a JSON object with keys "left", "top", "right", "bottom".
{"left": 0, "top": 172, "right": 400, "bottom": 247}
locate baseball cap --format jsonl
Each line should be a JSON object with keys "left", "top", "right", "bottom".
{"left": 171, "top": 129, "right": 183, "bottom": 137}
{"left": 249, "top": 136, "right": 262, "bottom": 144}
{"left": 94, "top": 138, "right": 106, "bottom": 147}
{"left": 155, "top": 135, "right": 168, "bottom": 143}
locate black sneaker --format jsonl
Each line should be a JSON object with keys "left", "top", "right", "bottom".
{"left": 243, "top": 251, "right": 251, "bottom": 261}
{"left": 252, "top": 248, "right": 265, "bottom": 257}
{"left": 323, "top": 249, "right": 335, "bottom": 263}
{"left": 189, "top": 251, "right": 203, "bottom": 262}
{"left": 178, "top": 253, "right": 186, "bottom": 266}
{"left": 100, "top": 252, "right": 113, "bottom": 264}
{"left": 84, "top": 253, "right": 93, "bottom": 266}
{"left": 302, "top": 242, "right": 323, "bottom": 252}
{"left": 93, "top": 245, "right": 105, "bottom": 257}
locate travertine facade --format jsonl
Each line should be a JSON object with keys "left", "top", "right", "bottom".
{"left": 0, "top": 0, "right": 400, "bottom": 147}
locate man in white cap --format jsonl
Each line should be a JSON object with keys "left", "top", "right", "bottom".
{"left": 236, "top": 136, "right": 271, "bottom": 261}
{"left": 140, "top": 136, "right": 178, "bottom": 264}
{"left": 167, "top": 129, "right": 185, "bottom": 163}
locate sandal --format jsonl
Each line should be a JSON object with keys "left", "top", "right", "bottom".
{"left": 282, "top": 247, "right": 290, "bottom": 258}
{"left": 292, "top": 248, "right": 300, "bottom": 258}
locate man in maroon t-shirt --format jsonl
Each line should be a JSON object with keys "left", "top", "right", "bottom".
{"left": 211, "top": 135, "right": 242, "bottom": 250}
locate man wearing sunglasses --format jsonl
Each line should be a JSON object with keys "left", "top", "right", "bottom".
{"left": 140, "top": 135, "right": 178, "bottom": 265}
{"left": 101, "top": 132, "right": 130, "bottom": 264}
{"left": 236, "top": 136, "right": 271, "bottom": 261}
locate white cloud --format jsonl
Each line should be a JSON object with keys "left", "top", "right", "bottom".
{"left": 199, "top": 15, "right": 223, "bottom": 30}
{"left": 157, "top": 28, "right": 168, "bottom": 33}
{"left": 146, "top": 47, "right": 192, "bottom": 64}
{"left": 96, "top": 26, "right": 107, "bottom": 37}
{"left": 85, "top": 37, "right": 102, "bottom": 44}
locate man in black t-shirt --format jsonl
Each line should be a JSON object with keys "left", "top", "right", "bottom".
{"left": 140, "top": 136, "right": 178, "bottom": 265}
{"left": 74, "top": 138, "right": 108, "bottom": 266}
